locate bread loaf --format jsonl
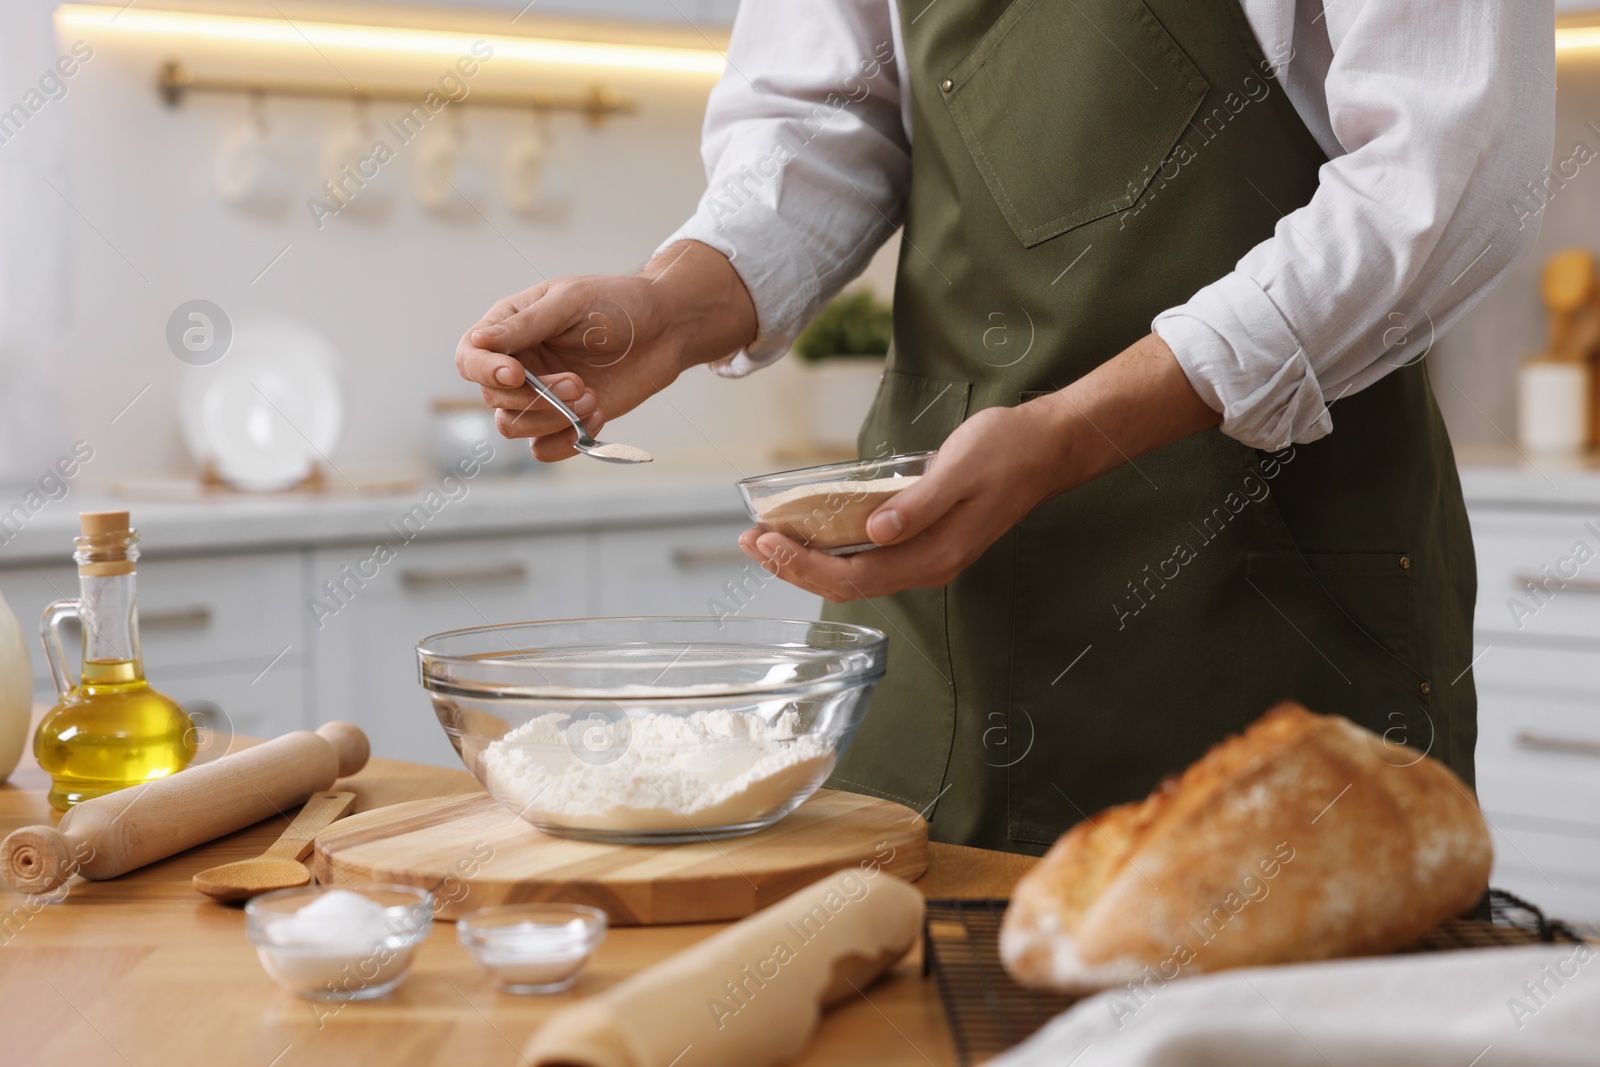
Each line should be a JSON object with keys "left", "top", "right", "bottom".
{"left": 1000, "top": 702, "right": 1492, "bottom": 993}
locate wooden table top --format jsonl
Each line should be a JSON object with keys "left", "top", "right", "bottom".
{"left": 0, "top": 734, "right": 1037, "bottom": 1067}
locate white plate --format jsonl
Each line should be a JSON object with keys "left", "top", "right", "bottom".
{"left": 178, "top": 318, "right": 344, "bottom": 491}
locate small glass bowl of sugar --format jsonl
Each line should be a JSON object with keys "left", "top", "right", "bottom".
{"left": 246, "top": 885, "right": 433, "bottom": 1000}
{"left": 458, "top": 903, "right": 607, "bottom": 994}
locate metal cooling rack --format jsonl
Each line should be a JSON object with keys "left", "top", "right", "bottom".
{"left": 923, "top": 890, "right": 1586, "bottom": 1066}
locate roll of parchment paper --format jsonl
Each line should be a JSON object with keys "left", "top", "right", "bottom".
{"left": 525, "top": 868, "right": 924, "bottom": 1067}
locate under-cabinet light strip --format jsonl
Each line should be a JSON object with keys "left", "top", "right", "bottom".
{"left": 54, "top": 4, "right": 727, "bottom": 76}
{"left": 1558, "top": 24, "right": 1600, "bottom": 52}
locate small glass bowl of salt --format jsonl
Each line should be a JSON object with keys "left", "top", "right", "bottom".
{"left": 246, "top": 885, "right": 433, "bottom": 1000}
{"left": 457, "top": 903, "right": 607, "bottom": 994}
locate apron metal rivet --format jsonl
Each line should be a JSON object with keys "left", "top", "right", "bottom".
{"left": 940, "top": 78, "right": 954, "bottom": 93}
{"left": 1399, "top": 554, "right": 1412, "bottom": 570}
{"left": 1419, "top": 681, "right": 1431, "bottom": 697}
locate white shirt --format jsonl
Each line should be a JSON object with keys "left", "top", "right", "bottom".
{"left": 663, "top": 0, "right": 1555, "bottom": 450}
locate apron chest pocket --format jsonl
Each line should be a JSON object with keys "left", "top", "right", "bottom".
{"left": 942, "top": 0, "right": 1209, "bottom": 248}
{"left": 857, "top": 371, "right": 972, "bottom": 458}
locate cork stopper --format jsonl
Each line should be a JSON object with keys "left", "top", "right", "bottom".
{"left": 75, "top": 511, "right": 137, "bottom": 576}
{"left": 79, "top": 511, "right": 130, "bottom": 537}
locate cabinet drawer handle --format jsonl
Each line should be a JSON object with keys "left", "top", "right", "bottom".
{"left": 140, "top": 606, "right": 213, "bottom": 630}
{"left": 1513, "top": 573, "right": 1600, "bottom": 596}
{"left": 400, "top": 563, "right": 529, "bottom": 589}
{"left": 1516, "top": 731, "right": 1600, "bottom": 759}
{"left": 672, "top": 548, "right": 750, "bottom": 570}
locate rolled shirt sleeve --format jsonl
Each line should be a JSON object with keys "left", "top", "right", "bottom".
{"left": 1155, "top": 0, "right": 1556, "bottom": 450}
{"left": 658, "top": 0, "right": 910, "bottom": 377}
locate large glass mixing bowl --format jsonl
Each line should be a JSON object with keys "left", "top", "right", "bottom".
{"left": 416, "top": 617, "right": 887, "bottom": 843}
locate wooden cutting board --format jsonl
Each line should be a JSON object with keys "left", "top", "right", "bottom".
{"left": 312, "top": 788, "right": 929, "bottom": 925}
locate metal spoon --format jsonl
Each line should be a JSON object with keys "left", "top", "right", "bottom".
{"left": 523, "top": 369, "right": 653, "bottom": 464}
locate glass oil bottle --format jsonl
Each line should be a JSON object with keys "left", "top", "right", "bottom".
{"left": 33, "top": 511, "right": 194, "bottom": 809}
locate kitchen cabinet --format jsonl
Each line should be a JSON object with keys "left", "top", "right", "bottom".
{"left": 1476, "top": 647, "right": 1600, "bottom": 818}
{"left": 595, "top": 521, "right": 821, "bottom": 618}
{"left": 0, "top": 504, "right": 824, "bottom": 772}
{"left": 159, "top": 666, "right": 307, "bottom": 754}
{"left": 1483, "top": 814, "right": 1600, "bottom": 922}
{"left": 0, "top": 550, "right": 308, "bottom": 717}
{"left": 310, "top": 532, "right": 592, "bottom": 768}
{"left": 0, "top": 478, "right": 823, "bottom": 769}
{"left": 1471, "top": 510, "right": 1600, "bottom": 642}
{"left": 308, "top": 521, "right": 816, "bottom": 768}
{"left": 1468, "top": 505, "right": 1600, "bottom": 920}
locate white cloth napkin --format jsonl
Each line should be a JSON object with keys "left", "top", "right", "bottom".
{"left": 990, "top": 944, "right": 1600, "bottom": 1067}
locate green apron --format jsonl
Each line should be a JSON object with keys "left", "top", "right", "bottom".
{"left": 825, "top": 0, "right": 1478, "bottom": 853}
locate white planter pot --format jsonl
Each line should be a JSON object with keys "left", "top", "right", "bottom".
{"left": 803, "top": 358, "right": 886, "bottom": 453}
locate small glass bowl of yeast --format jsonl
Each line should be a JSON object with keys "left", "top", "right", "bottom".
{"left": 736, "top": 452, "right": 935, "bottom": 555}
{"left": 458, "top": 903, "right": 608, "bottom": 994}
{"left": 246, "top": 884, "right": 433, "bottom": 1000}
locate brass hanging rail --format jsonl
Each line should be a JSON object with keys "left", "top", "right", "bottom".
{"left": 155, "top": 61, "right": 635, "bottom": 126}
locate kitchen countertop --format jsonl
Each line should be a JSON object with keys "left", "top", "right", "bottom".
{"left": 3, "top": 445, "right": 1589, "bottom": 570}
{"left": 1454, "top": 445, "right": 1600, "bottom": 512}
{"left": 0, "top": 463, "right": 756, "bottom": 566}
{"left": 0, "top": 741, "right": 1037, "bottom": 1067}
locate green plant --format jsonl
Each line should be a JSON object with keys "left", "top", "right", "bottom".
{"left": 793, "top": 289, "right": 892, "bottom": 361}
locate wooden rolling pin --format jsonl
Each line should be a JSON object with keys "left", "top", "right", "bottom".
{"left": 1, "top": 722, "right": 368, "bottom": 895}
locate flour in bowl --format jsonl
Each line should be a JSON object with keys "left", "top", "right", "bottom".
{"left": 481, "top": 709, "right": 836, "bottom": 833}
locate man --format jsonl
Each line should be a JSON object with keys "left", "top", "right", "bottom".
{"left": 457, "top": 1, "right": 1554, "bottom": 852}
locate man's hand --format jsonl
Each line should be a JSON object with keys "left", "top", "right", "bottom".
{"left": 737, "top": 404, "right": 1067, "bottom": 601}
{"left": 455, "top": 242, "right": 757, "bottom": 461}
{"left": 739, "top": 333, "right": 1222, "bottom": 601}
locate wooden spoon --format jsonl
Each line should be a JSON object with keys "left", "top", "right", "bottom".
{"left": 192, "top": 791, "right": 356, "bottom": 902}
{"left": 1542, "top": 249, "right": 1598, "bottom": 360}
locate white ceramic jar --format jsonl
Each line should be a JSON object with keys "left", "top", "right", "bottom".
{"left": 1518, "top": 358, "right": 1590, "bottom": 453}
{"left": 0, "top": 584, "right": 33, "bottom": 783}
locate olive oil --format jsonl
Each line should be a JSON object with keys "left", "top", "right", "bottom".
{"left": 33, "top": 511, "right": 194, "bottom": 810}
{"left": 34, "top": 659, "right": 194, "bottom": 809}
